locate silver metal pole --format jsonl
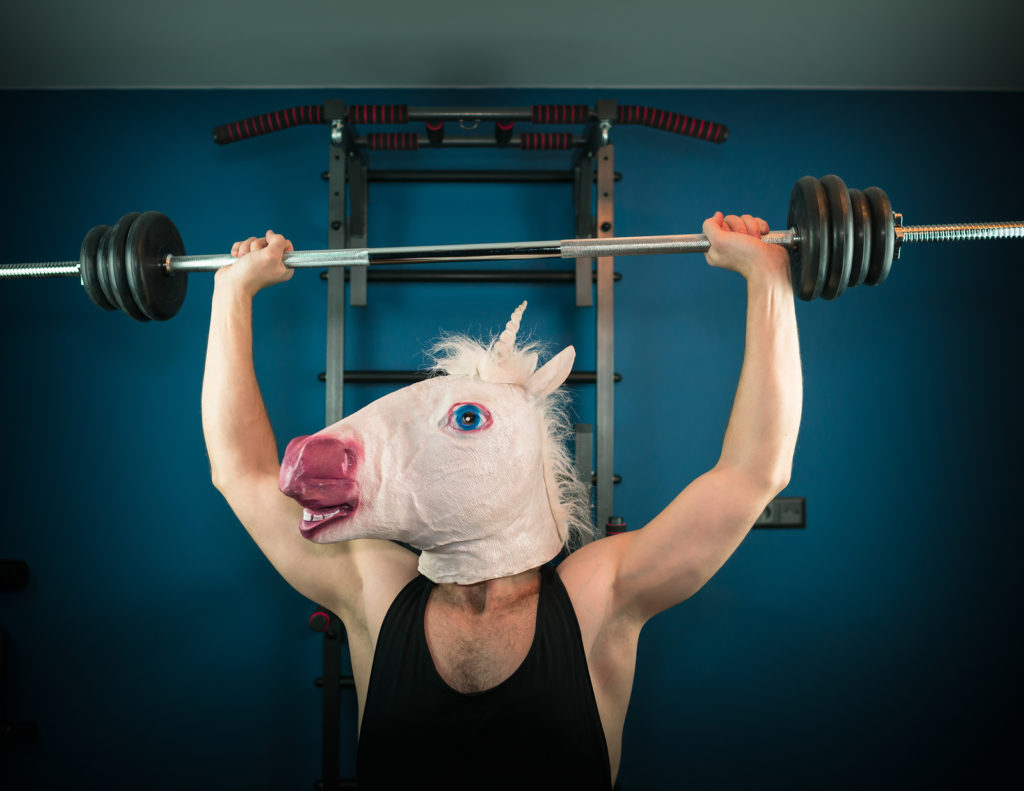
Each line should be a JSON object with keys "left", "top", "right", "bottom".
{"left": 561, "top": 231, "right": 797, "bottom": 259}
{"left": 325, "top": 116, "right": 349, "bottom": 426}
{"left": 4, "top": 221, "right": 1024, "bottom": 280}
{"left": 164, "top": 231, "right": 796, "bottom": 274}
{"left": 595, "top": 141, "right": 616, "bottom": 536}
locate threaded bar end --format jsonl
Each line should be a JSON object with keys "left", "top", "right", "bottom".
{"left": 900, "top": 222, "right": 1024, "bottom": 244}
{"left": 0, "top": 261, "right": 80, "bottom": 278}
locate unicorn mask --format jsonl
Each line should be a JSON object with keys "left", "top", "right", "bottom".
{"left": 278, "top": 302, "right": 591, "bottom": 584}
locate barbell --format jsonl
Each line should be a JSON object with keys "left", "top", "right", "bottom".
{"left": 1, "top": 174, "right": 1021, "bottom": 321}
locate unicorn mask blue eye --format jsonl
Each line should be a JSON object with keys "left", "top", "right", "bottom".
{"left": 447, "top": 403, "right": 491, "bottom": 432}
{"left": 278, "top": 302, "right": 592, "bottom": 584}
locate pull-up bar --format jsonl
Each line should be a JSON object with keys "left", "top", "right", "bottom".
{"left": 210, "top": 103, "right": 729, "bottom": 147}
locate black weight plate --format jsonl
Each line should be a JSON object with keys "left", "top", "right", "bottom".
{"left": 125, "top": 211, "right": 187, "bottom": 321}
{"left": 847, "top": 189, "right": 872, "bottom": 287}
{"left": 864, "top": 186, "right": 895, "bottom": 286}
{"left": 79, "top": 224, "right": 117, "bottom": 311}
{"left": 96, "top": 225, "right": 119, "bottom": 309}
{"left": 786, "top": 176, "right": 829, "bottom": 301}
{"left": 820, "top": 175, "right": 853, "bottom": 300}
{"left": 106, "top": 213, "right": 149, "bottom": 322}
{"left": 99, "top": 215, "right": 130, "bottom": 315}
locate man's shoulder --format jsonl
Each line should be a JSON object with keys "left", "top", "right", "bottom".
{"left": 336, "top": 539, "right": 420, "bottom": 637}
{"left": 556, "top": 533, "right": 622, "bottom": 587}
{"left": 555, "top": 537, "right": 633, "bottom": 629}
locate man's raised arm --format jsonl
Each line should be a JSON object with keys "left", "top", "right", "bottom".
{"left": 200, "top": 232, "right": 354, "bottom": 608}
{"left": 202, "top": 232, "right": 294, "bottom": 489}
{"left": 574, "top": 213, "right": 803, "bottom": 622}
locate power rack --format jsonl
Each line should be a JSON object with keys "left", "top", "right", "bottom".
{"left": 212, "top": 97, "right": 728, "bottom": 789}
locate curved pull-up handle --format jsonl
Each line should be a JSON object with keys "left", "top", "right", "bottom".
{"left": 212, "top": 104, "right": 414, "bottom": 145}
{"left": 212, "top": 103, "right": 729, "bottom": 145}
{"left": 530, "top": 104, "right": 728, "bottom": 144}
{"left": 211, "top": 105, "right": 326, "bottom": 145}
{"left": 616, "top": 105, "right": 728, "bottom": 143}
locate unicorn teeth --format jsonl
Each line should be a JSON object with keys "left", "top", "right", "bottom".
{"left": 304, "top": 508, "right": 341, "bottom": 522}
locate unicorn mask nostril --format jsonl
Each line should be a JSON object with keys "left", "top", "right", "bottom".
{"left": 279, "top": 435, "right": 363, "bottom": 505}
{"left": 298, "top": 436, "right": 359, "bottom": 477}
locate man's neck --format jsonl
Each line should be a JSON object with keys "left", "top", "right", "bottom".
{"left": 434, "top": 566, "right": 542, "bottom": 615}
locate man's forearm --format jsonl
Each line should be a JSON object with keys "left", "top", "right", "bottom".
{"left": 201, "top": 284, "right": 281, "bottom": 487}
{"left": 717, "top": 274, "right": 802, "bottom": 489}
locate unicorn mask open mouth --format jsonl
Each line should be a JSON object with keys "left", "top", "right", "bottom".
{"left": 299, "top": 499, "right": 359, "bottom": 539}
{"left": 277, "top": 301, "right": 593, "bottom": 584}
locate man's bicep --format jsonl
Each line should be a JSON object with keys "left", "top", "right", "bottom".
{"left": 613, "top": 467, "right": 777, "bottom": 620}
{"left": 217, "top": 473, "right": 359, "bottom": 609}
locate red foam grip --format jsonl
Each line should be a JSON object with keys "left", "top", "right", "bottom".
{"left": 520, "top": 133, "right": 574, "bottom": 150}
{"left": 531, "top": 105, "right": 590, "bottom": 124}
{"left": 349, "top": 105, "right": 410, "bottom": 124}
{"left": 616, "top": 106, "right": 728, "bottom": 143}
{"left": 211, "top": 105, "right": 325, "bottom": 145}
{"left": 366, "top": 133, "right": 420, "bottom": 151}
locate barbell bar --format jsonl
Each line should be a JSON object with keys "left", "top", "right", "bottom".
{"left": 1, "top": 175, "right": 1022, "bottom": 321}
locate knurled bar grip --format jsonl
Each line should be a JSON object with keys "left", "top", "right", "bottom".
{"left": 561, "top": 231, "right": 795, "bottom": 258}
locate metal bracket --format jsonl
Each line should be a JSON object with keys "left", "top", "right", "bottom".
{"left": 574, "top": 423, "right": 594, "bottom": 486}
{"left": 572, "top": 157, "right": 595, "bottom": 307}
{"left": 348, "top": 158, "right": 368, "bottom": 307}
{"left": 595, "top": 99, "right": 617, "bottom": 144}
{"left": 754, "top": 497, "right": 806, "bottom": 528}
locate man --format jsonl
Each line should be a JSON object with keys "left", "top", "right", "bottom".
{"left": 201, "top": 212, "right": 801, "bottom": 789}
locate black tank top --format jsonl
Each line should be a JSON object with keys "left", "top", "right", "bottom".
{"left": 357, "top": 563, "right": 612, "bottom": 790}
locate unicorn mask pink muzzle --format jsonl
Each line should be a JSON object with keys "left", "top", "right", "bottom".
{"left": 279, "top": 435, "right": 362, "bottom": 540}
{"left": 277, "top": 302, "right": 592, "bottom": 584}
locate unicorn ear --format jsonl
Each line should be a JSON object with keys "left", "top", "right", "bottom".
{"left": 525, "top": 346, "right": 575, "bottom": 399}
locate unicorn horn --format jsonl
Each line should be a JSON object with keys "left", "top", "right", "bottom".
{"left": 494, "top": 301, "right": 527, "bottom": 358}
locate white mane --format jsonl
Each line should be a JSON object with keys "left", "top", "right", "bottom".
{"left": 426, "top": 330, "right": 594, "bottom": 552}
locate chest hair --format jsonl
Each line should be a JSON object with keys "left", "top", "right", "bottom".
{"left": 424, "top": 590, "right": 539, "bottom": 693}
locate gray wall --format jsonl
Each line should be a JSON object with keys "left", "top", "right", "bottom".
{"left": 3, "top": 0, "right": 1023, "bottom": 90}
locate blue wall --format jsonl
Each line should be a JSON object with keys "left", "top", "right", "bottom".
{"left": 1, "top": 89, "right": 1021, "bottom": 789}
